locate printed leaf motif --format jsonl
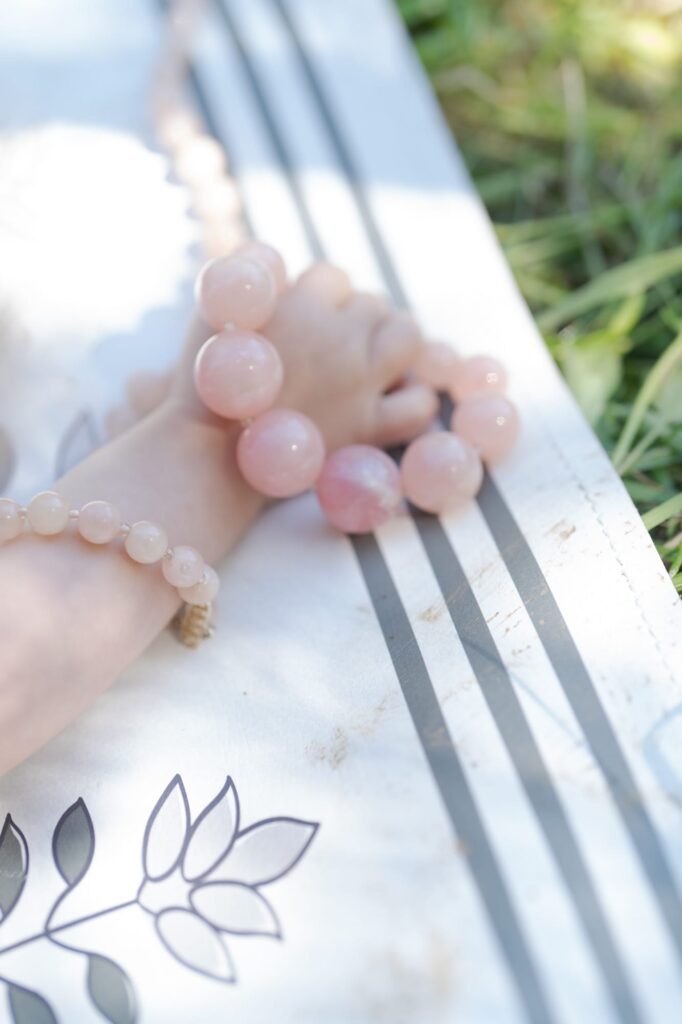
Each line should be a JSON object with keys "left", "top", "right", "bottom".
{"left": 0, "top": 815, "right": 28, "bottom": 923}
{"left": 55, "top": 409, "right": 100, "bottom": 477}
{"left": 8, "top": 983, "right": 58, "bottom": 1024}
{"left": 155, "top": 908, "right": 235, "bottom": 982}
{"left": 191, "top": 881, "right": 281, "bottom": 937}
{"left": 52, "top": 798, "right": 95, "bottom": 887}
{"left": 209, "top": 818, "right": 319, "bottom": 887}
{"left": 182, "top": 777, "right": 239, "bottom": 881}
{"left": 143, "top": 776, "right": 190, "bottom": 881}
{"left": 87, "top": 953, "right": 137, "bottom": 1024}
{"left": 0, "top": 425, "right": 15, "bottom": 491}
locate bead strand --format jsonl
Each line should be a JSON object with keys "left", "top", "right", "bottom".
{"left": 190, "top": 243, "right": 521, "bottom": 534}
{"left": 0, "top": 493, "right": 219, "bottom": 609}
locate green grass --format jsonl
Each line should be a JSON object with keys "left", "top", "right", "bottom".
{"left": 397, "top": 0, "right": 682, "bottom": 591}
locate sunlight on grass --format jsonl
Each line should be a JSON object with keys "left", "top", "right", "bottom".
{"left": 397, "top": 0, "right": 682, "bottom": 584}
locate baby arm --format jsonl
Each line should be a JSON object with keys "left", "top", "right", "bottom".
{"left": 0, "top": 262, "right": 436, "bottom": 774}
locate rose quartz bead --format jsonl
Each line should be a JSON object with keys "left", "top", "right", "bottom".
{"left": 194, "top": 329, "right": 283, "bottom": 419}
{"left": 451, "top": 355, "right": 508, "bottom": 401}
{"left": 401, "top": 432, "right": 483, "bottom": 514}
{"left": 413, "top": 341, "right": 460, "bottom": 390}
{"left": 193, "top": 179, "right": 241, "bottom": 223}
{"left": 316, "top": 445, "right": 403, "bottom": 534}
{"left": 26, "top": 491, "right": 69, "bottom": 535}
{"left": 77, "top": 501, "right": 122, "bottom": 544}
{"left": 0, "top": 499, "right": 23, "bottom": 542}
{"left": 237, "top": 409, "right": 325, "bottom": 498}
{"left": 196, "top": 256, "right": 278, "bottom": 331}
{"left": 451, "top": 393, "right": 520, "bottom": 463}
{"left": 178, "top": 566, "right": 220, "bottom": 606}
{"left": 125, "top": 521, "right": 169, "bottom": 564}
{"left": 162, "top": 545, "right": 205, "bottom": 588}
{"left": 235, "top": 241, "right": 287, "bottom": 295}
{"left": 157, "top": 108, "right": 201, "bottom": 151}
{"left": 175, "top": 134, "right": 226, "bottom": 187}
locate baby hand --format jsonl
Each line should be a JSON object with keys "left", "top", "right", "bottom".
{"left": 170, "top": 252, "right": 438, "bottom": 454}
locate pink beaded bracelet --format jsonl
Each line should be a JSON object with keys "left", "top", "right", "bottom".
{"left": 0, "top": 492, "right": 219, "bottom": 645}
{"left": 193, "top": 242, "right": 520, "bottom": 534}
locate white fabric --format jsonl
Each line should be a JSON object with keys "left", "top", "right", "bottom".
{"left": 1, "top": 1, "right": 681, "bottom": 1022}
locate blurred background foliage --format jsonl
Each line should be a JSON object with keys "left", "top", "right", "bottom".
{"left": 398, "top": 0, "right": 682, "bottom": 590}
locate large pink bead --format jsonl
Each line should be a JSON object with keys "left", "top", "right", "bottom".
{"left": 194, "top": 329, "right": 283, "bottom": 419}
{"left": 196, "top": 256, "right": 278, "bottom": 331}
{"left": 413, "top": 341, "right": 460, "bottom": 390}
{"left": 401, "top": 432, "right": 483, "bottom": 514}
{"left": 451, "top": 394, "right": 520, "bottom": 463}
{"left": 237, "top": 409, "right": 325, "bottom": 498}
{"left": 235, "top": 241, "right": 288, "bottom": 295}
{"left": 451, "top": 355, "right": 508, "bottom": 401}
{"left": 316, "top": 445, "right": 402, "bottom": 534}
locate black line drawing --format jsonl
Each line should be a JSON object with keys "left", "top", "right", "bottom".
{"left": 54, "top": 408, "right": 100, "bottom": 478}
{"left": 0, "top": 775, "right": 319, "bottom": 1020}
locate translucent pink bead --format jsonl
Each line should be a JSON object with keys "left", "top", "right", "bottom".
{"left": 401, "top": 432, "right": 483, "bottom": 514}
{"left": 196, "top": 256, "right": 277, "bottom": 331}
{"left": 316, "top": 445, "right": 402, "bottom": 534}
{"left": 77, "top": 501, "right": 122, "bottom": 544}
{"left": 26, "top": 491, "right": 69, "bottom": 535}
{"left": 413, "top": 341, "right": 460, "bottom": 390}
{"left": 194, "top": 328, "right": 283, "bottom": 419}
{"left": 125, "top": 521, "right": 169, "bottom": 564}
{"left": 451, "top": 355, "right": 508, "bottom": 401}
{"left": 175, "top": 135, "right": 226, "bottom": 187}
{"left": 178, "top": 566, "right": 220, "bottom": 606}
{"left": 235, "top": 241, "right": 287, "bottom": 294}
{"left": 237, "top": 409, "right": 325, "bottom": 498}
{"left": 0, "top": 499, "right": 23, "bottom": 542}
{"left": 451, "top": 394, "right": 520, "bottom": 463}
{"left": 162, "top": 545, "right": 205, "bottom": 588}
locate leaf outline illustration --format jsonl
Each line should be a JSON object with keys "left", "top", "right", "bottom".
{"left": 86, "top": 953, "right": 137, "bottom": 1024}
{"left": 51, "top": 798, "right": 95, "bottom": 888}
{"left": 7, "top": 982, "right": 58, "bottom": 1024}
{"left": 155, "top": 907, "right": 236, "bottom": 982}
{"left": 208, "top": 817, "right": 319, "bottom": 887}
{"left": 143, "top": 775, "right": 191, "bottom": 881}
{"left": 190, "top": 881, "right": 282, "bottom": 938}
{"left": 182, "top": 776, "right": 240, "bottom": 882}
{"left": 0, "top": 815, "right": 29, "bottom": 924}
{"left": 0, "top": 424, "right": 15, "bottom": 492}
{"left": 55, "top": 409, "right": 100, "bottom": 477}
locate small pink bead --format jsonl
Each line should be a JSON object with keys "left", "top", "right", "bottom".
{"left": 401, "top": 432, "right": 483, "bottom": 514}
{"left": 26, "top": 491, "right": 69, "bottom": 535}
{"left": 237, "top": 409, "right": 325, "bottom": 498}
{"left": 77, "top": 501, "right": 122, "bottom": 544}
{"left": 194, "top": 329, "right": 283, "bottom": 419}
{"left": 175, "top": 134, "right": 226, "bottom": 187}
{"left": 196, "top": 255, "right": 278, "bottom": 331}
{"left": 451, "top": 355, "right": 508, "bottom": 401}
{"left": 0, "top": 499, "right": 23, "bottom": 542}
{"left": 413, "top": 341, "right": 460, "bottom": 390}
{"left": 316, "top": 445, "right": 402, "bottom": 534}
{"left": 162, "top": 545, "right": 205, "bottom": 588}
{"left": 125, "top": 521, "right": 169, "bottom": 564}
{"left": 193, "top": 179, "right": 241, "bottom": 222}
{"left": 235, "top": 241, "right": 288, "bottom": 294}
{"left": 451, "top": 394, "right": 520, "bottom": 463}
{"left": 178, "top": 566, "right": 220, "bottom": 606}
